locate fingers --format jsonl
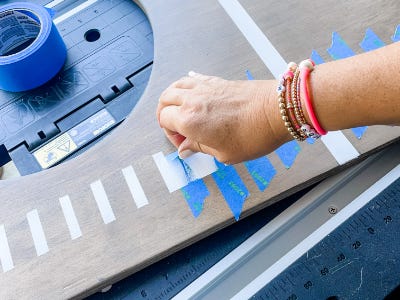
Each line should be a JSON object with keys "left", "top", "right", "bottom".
{"left": 159, "top": 105, "right": 182, "bottom": 132}
{"left": 163, "top": 128, "right": 186, "bottom": 149}
{"left": 178, "top": 138, "right": 217, "bottom": 159}
{"left": 188, "top": 71, "right": 218, "bottom": 81}
{"left": 157, "top": 87, "right": 186, "bottom": 123}
{"left": 171, "top": 76, "right": 197, "bottom": 89}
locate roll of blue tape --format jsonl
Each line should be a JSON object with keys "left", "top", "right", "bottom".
{"left": 0, "top": 2, "right": 67, "bottom": 92}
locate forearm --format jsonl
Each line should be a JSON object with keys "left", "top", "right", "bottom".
{"left": 309, "top": 42, "right": 400, "bottom": 131}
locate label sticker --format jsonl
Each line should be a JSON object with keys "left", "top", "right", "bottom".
{"left": 33, "top": 132, "right": 78, "bottom": 169}
{"left": 0, "top": 10, "right": 40, "bottom": 56}
{"left": 34, "top": 109, "right": 116, "bottom": 168}
{"left": 68, "top": 109, "right": 116, "bottom": 147}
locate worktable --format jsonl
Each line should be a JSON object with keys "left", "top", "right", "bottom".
{"left": 0, "top": 0, "right": 399, "bottom": 298}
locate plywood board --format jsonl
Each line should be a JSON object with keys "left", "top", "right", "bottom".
{"left": 0, "top": 0, "right": 399, "bottom": 298}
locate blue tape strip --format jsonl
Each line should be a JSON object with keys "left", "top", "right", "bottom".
{"left": 181, "top": 179, "right": 209, "bottom": 218}
{"left": 359, "top": 28, "right": 385, "bottom": 51}
{"left": 166, "top": 150, "right": 196, "bottom": 182}
{"left": 275, "top": 140, "right": 301, "bottom": 169}
{"left": 0, "top": 3, "right": 67, "bottom": 92}
{"left": 392, "top": 25, "right": 400, "bottom": 42}
{"left": 245, "top": 69, "right": 254, "bottom": 80}
{"left": 244, "top": 156, "right": 276, "bottom": 191}
{"left": 310, "top": 50, "right": 325, "bottom": 65}
{"left": 212, "top": 160, "right": 249, "bottom": 221}
{"left": 327, "top": 32, "right": 355, "bottom": 59}
{"left": 351, "top": 126, "right": 368, "bottom": 140}
{"left": 306, "top": 137, "right": 316, "bottom": 145}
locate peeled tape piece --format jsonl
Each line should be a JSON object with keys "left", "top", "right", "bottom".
{"left": 0, "top": 2, "right": 67, "bottom": 92}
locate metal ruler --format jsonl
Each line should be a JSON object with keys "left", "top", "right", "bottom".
{"left": 175, "top": 141, "right": 400, "bottom": 299}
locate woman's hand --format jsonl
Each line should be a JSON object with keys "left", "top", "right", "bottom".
{"left": 157, "top": 72, "right": 291, "bottom": 164}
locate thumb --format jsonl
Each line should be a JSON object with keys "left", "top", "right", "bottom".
{"left": 178, "top": 138, "right": 216, "bottom": 159}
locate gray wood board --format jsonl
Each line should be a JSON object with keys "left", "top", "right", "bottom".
{"left": 0, "top": 0, "right": 399, "bottom": 298}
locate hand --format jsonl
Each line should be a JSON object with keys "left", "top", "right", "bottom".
{"left": 157, "top": 72, "right": 291, "bottom": 164}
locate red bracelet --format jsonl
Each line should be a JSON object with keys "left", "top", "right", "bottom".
{"left": 299, "top": 59, "right": 327, "bottom": 136}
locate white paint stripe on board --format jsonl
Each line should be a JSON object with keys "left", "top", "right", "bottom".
{"left": 153, "top": 152, "right": 218, "bottom": 193}
{"left": 59, "top": 195, "right": 82, "bottom": 240}
{"left": 122, "top": 166, "right": 149, "bottom": 208}
{"left": 0, "top": 225, "right": 14, "bottom": 272}
{"left": 232, "top": 163, "right": 400, "bottom": 299}
{"left": 45, "top": 0, "right": 65, "bottom": 8}
{"left": 27, "top": 210, "right": 49, "bottom": 256}
{"left": 90, "top": 180, "right": 116, "bottom": 224}
{"left": 153, "top": 152, "right": 188, "bottom": 193}
{"left": 218, "top": 0, "right": 360, "bottom": 164}
{"left": 218, "top": 0, "right": 286, "bottom": 78}
{"left": 53, "top": 0, "right": 98, "bottom": 25}
{"left": 321, "top": 131, "right": 360, "bottom": 164}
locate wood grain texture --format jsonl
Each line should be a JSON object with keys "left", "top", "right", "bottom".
{"left": 0, "top": 0, "right": 399, "bottom": 298}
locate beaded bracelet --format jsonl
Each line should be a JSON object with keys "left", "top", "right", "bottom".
{"left": 299, "top": 59, "right": 327, "bottom": 136}
{"left": 277, "top": 65, "right": 305, "bottom": 141}
{"left": 277, "top": 60, "right": 324, "bottom": 141}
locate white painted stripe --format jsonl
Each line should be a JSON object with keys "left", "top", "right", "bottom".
{"left": 153, "top": 152, "right": 187, "bottom": 193}
{"left": 90, "top": 180, "right": 116, "bottom": 224}
{"left": 218, "top": 0, "right": 359, "bottom": 165}
{"left": 218, "top": 0, "right": 286, "bottom": 78}
{"left": 59, "top": 195, "right": 82, "bottom": 240}
{"left": 232, "top": 163, "right": 400, "bottom": 299}
{"left": 27, "top": 210, "right": 49, "bottom": 256}
{"left": 122, "top": 166, "right": 149, "bottom": 208}
{"left": 153, "top": 152, "right": 218, "bottom": 193}
{"left": 0, "top": 225, "right": 14, "bottom": 272}
{"left": 45, "top": 0, "right": 65, "bottom": 8}
{"left": 53, "top": 0, "right": 98, "bottom": 25}
{"left": 321, "top": 131, "right": 360, "bottom": 164}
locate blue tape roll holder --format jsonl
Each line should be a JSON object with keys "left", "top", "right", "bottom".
{"left": 0, "top": 2, "right": 67, "bottom": 92}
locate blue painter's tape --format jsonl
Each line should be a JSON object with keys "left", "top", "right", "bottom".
{"left": 244, "top": 156, "right": 276, "bottom": 192}
{"left": 212, "top": 160, "right": 249, "bottom": 221}
{"left": 306, "top": 137, "right": 316, "bottom": 145}
{"left": 246, "top": 69, "right": 254, "bottom": 80}
{"left": 181, "top": 179, "right": 209, "bottom": 218}
{"left": 275, "top": 140, "right": 301, "bottom": 169}
{"left": 392, "top": 25, "right": 400, "bottom": 42}
{"left": 166, "top": 151, "right": 194, "bottom": 182}
{"left": 311, "top": 50, "right": 325, "bottom": 65}
{"left": 166, "top": 151, "right": 179, "bottom": 161}
{"left": 0, "top": 2, "right": 67, "bottom": 92}
{"left": 351, "top": 126, "right": 368, "bottom": 140}
{"left": 327, "top": 32, "right": 355, "bottom": 60}
{"left": 359, "top": 28, "right": 385, "bottom": 51}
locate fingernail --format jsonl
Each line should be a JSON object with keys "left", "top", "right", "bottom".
{"left": 179, "top": 149, "right": 194, "bottom": 159}
{"left": 188, "top": 71, "right": 196, "bottom": 77}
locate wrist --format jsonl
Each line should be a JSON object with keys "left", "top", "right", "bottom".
{"left": 264, "top": 80, "right": 293, "bottom": 147}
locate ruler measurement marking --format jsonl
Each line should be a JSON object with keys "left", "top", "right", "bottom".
{"left": 286, "top": 275, "right": 295, "bottom": 286}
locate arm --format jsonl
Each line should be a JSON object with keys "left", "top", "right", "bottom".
{"left": 157, "top": 42, "right": 400, "bottom": 164}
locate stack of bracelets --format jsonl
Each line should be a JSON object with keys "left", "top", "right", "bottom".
{"left": 277, "top": 59, "right": 328, "bottom": 141}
